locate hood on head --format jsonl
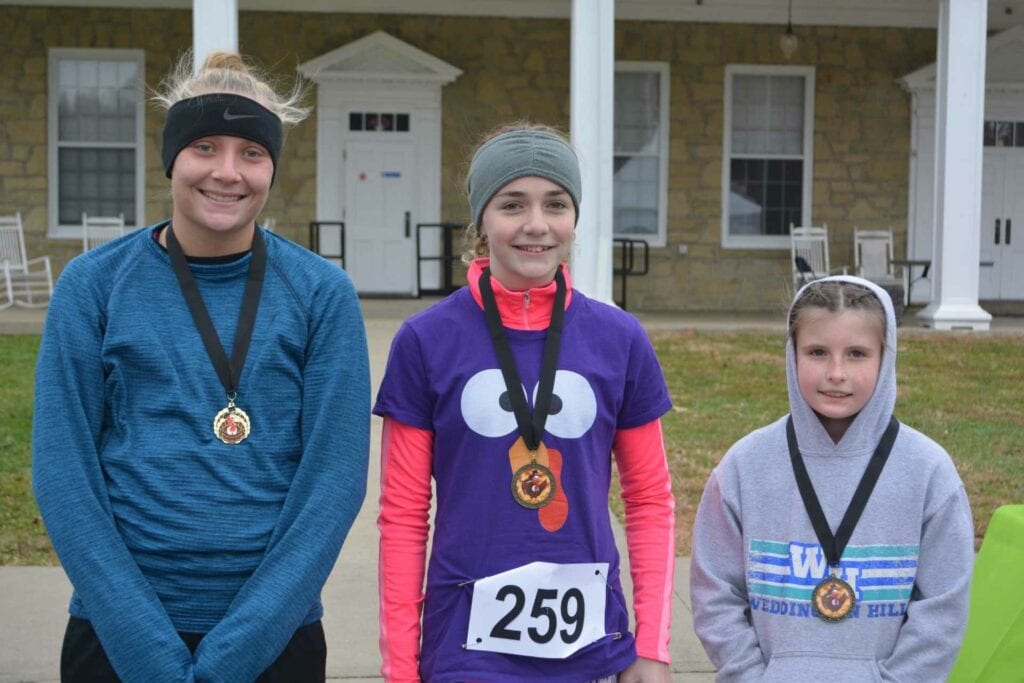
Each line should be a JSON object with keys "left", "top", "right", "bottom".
{"left": 785, "top": 275, "right": 897, "bottom": 456}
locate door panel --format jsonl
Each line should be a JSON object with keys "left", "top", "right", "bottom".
{"left": 1000, "top": 154, "right": 1024, "bottom": 298}
{"left": 980, "top": 151, "right": 1024, "bottom": 300}
{"left": 344, "top": 140, "right": 416, "bottom": 295}
{"left": 979, "top": 153, "right": 1002, "bottom": 299}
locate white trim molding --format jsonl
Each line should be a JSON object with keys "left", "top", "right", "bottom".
{"left": 298, "top": 30, "right": 462, "bottom": 85}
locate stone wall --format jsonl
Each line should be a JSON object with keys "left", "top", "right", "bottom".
{"left": 0, "top": 7, "right": 192, "bottom": 272}
{"left": 0, "top": 7, "right": 934, "bottom": 310}
{"left": 615, "top": 20, "right": 934, "bottom": 311}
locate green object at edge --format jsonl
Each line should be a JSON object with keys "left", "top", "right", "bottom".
{"left": 948, "top": 505, "right": 1024, "bottom": 682}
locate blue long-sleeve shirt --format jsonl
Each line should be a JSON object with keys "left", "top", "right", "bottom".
{"left": 32, "top": 223, "right": 370, "bottom": 682}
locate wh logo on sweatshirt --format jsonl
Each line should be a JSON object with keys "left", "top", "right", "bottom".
{"left": 746, "top": 539, "right": 919, "bottom": 619}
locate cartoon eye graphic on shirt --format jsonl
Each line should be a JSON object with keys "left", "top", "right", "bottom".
{"left": 532, "top": 370, "right": 597, "bottom": 439}
{"left": 461, "top": 368, "right": 524, "bottom": 437}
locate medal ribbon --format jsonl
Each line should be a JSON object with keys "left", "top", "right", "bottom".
{"left": 786, "top": 416, "right": 900, "bottom": 567}
{"left": 478, "top": 266, "right": 566, "bottom": 451}
{"left": 165, "top": 225, "right": 266, "bottom": 399}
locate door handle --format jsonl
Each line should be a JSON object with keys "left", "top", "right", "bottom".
{"left": 995, "top": 218, "right": 1001, "bottom": 245}
{"left": 1007, "top": 219, "right": 1012, "bottom": 245}
{"left": 405, "top": 211, "right": 411, "bottom": 239}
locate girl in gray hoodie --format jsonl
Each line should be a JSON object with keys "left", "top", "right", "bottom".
{"left": 691, "top": 275, "right": 974, "bottom": 682}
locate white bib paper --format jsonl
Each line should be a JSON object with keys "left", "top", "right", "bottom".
{"left": 465, "top": 561, "right": 609, "bottom": 659}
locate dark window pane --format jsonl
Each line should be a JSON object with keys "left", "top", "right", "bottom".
{"left": 728, "top": 158, "right": 766, "bottom": 235}
{"left": 730, "top": 158, "right": 746, "bottom": 181}
{"left": 995, "top": 121, "right": 1013, "bottom": 147}
{"left": 58, "top": 147, "right": 134, "bottom": 225}
{"left": 366, "top": 113, "right": 379, "bottom": 131}
{"left": 729, "top": 157, "right": 804, "bottom": 236}
{"left": 397, "top": 113, "right": 409, "bottom": 132}
{"left": 748, "top": 182, "right": 764, "bottom": 205}
{"left": 784, "top": 182, "right": 801, "bottom": 207}
{"left": 784, "top": 159, "right": 803, "bottom": 182}
{"left": 983, "top": 121, "right": 996, "bottom": 146}
{"left": 785, "top": 207, "right": 802, "bottom": 232}
{"left": 380, "top": 113, "right": 394, "bottom": 131}
{"left": 349, "top": 112, "right": 363, "bottom": 131}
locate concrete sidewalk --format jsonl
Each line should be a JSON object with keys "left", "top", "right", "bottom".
{"left": 0, "top": 299, "right": 715, "bottom": 682}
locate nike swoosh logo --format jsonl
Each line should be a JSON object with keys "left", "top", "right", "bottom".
{"left": 223, "top": 109, "right": 258, "bottom": 121}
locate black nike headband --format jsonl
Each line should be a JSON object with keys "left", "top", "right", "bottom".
{"left": 161, "top": 93, "right": 284, "bottom": 183}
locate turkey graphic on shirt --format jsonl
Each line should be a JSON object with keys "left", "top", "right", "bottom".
{"left": 461, "top": 368, "right": 597, "bottom": 532}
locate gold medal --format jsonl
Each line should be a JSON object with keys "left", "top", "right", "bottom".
{"left": 213, "top": 396, "right": 251, "bottom": 445}
{"left": 512, "top": 460, "right": 556, "bottom": 509}
{"left": 811, "top": 573, "right": 856, "bottom": 622}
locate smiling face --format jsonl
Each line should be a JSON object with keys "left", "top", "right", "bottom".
{"left": 795, "top": 308, "right": 884, "bottom": 442}
{"left": 479, "top": 176, "right": 575, "bottom": 291}
{"left": 170, "top": 134, "right": 272, "bottom": 256}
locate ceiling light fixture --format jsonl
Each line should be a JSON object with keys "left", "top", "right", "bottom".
{"left": 780, "top": 0, "right": 799, "bottom": 60}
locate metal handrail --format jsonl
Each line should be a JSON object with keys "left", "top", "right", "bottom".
{"left": 613, "top": 238, "right": 650, "bottom": 310}
{"left": 309, "top": 221, "right": 345, "bottom": 268}
{"left": 416, "top": 222, "right": 463, "bottom": 297}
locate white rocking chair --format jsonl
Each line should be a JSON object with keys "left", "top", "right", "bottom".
{"left": 853, "top": 227, "right": 901, "bottom": 285}
{"left": 82, "top": 212, "right": 126, "bottom": 252}
{"left": 0, "top": 212, "right": 54, "bottom": 309}
{"left": 790, "top": 224, "right": 847, "bottom": 289}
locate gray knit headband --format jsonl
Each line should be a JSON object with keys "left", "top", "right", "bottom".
{"left": 466, "top": 129, "right": 582, "bottom": 228}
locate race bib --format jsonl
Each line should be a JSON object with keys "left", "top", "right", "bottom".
{"left": 465, "top": 561, "right": 609, "bottom": 659}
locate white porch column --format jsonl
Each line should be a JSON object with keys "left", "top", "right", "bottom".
{"left": 192, "top": 0, "right": 238, "bottom": 73}
{"left": 917, "top": 0, "right": 991, "bottom": 330}
{"left": 569, "top": 0, "right": 615, "bottom": 303}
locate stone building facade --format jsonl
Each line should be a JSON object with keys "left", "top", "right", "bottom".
{"left": 0, "top": 7, "right": 938, "bottom": 311}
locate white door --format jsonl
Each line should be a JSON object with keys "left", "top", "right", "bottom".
{"left": 1000, "top": 153, "right": 1024, "bottom": 298}
{"left": 980, "top": 150, "right": 1024, "bottom": 300}
{"left": 979, "top": 153, "right": 1002, "bottom": 299}
{"left": 344, "top": 140, "right": 417, "bottom": 295}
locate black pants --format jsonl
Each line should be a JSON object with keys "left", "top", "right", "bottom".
{"left": 60, "top": 616, "right": 326, "bottom": 682}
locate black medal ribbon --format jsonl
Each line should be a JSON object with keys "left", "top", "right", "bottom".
{"left": 787, "top": 415, "right": 900, "bottom": 567}
{"left": 165, "top": 225, "right": 266, "bottom": 401}
{"left": 478, "top": 266, "right": 566, "bottom": 451}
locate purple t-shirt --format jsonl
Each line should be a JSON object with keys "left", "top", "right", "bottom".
{"left": 374, "top": 287, "right": 671, "bottom": 682}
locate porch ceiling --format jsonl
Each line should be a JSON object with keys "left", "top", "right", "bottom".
{"left": 4, "top": 0, "right": 1024, "bottom": 31}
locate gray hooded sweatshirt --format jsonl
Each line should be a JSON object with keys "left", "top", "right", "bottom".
{"left": 690, "top": 275, "right": 974, "bottom": 682}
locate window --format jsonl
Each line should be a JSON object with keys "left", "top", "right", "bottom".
{"left": 48, "top": 49, "right": 145, "bottom": 237}
{"left": 983, "top": 120, "right": 1024, "bottom": 147}
{"left": 349, "top": 112, "right": 410, "bottom": 132}
{"left": 722, "top": 65, "right": 814, "bottom": 249}
{"left": 614, "top": 62, "right": 669, "bottom": 247}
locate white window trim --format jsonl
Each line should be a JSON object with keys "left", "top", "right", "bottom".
{"left": 47, "top": 48, "right": 146, "bottom": 239}
{"left": 614, "top": 60, "right": 670, "bottom": 248}
{"left": 721, "top": 64, "right": 815, "bottom": 250}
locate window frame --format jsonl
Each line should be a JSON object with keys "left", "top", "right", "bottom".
{"left": 47, "top": 48, "right": 146, "bottom": 239}
{"left": 614, "top": 60, "right": 670, "bottom": 248}
{"left": 721, "top": 64, "right": 815, "bottom": 250}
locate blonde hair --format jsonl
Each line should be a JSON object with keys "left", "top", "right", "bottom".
{"left": 152, "top": 50, "right": 309, "bottom": 126}
{"left": 788, "top": 281, "right": 887, "bottom": 348}
{"left": 461, "top": 121, "right": 572, "bottom": 264}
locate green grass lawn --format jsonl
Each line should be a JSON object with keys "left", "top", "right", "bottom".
{"left": 0, "top": 335, "right": 53, "bottom": 565}
{"left": 2, "top": 331, "right": 1022, "bottom": 564}
{"left": 646, "top": 329, "right": 1024, "bottom": 555}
